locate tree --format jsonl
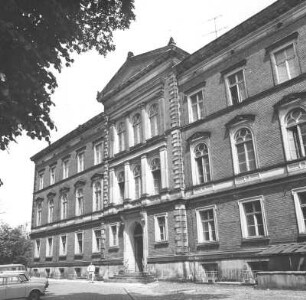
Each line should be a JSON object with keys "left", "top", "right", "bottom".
{"left": 0, "top": 0, "right": 135, "bottom": 150}
{"left": 0, "top": 223, "right": 32, "bottom": 266}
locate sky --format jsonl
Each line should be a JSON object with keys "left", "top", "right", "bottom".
{"left": 0, "top": 0, "right": 276, "bottom": 227}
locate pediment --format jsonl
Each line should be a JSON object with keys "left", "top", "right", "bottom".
{"left": 74, "top": 180, "right": 86, "bottom": 188}
{"left": 91, "top": 173, "right": 103, "bottom": 182}
{"left": 187, "top": 132, "right": 211, "bottom": 144}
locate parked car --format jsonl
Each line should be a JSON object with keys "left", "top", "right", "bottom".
{"left": 0, "top": 273, "right": 46, "bottom": 300}
{"left": 0, "top": 264, "right": 48, "bottom": 290}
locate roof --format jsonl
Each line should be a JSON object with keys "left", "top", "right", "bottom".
{"left": 259, "top": 242, "right": 306, "bottom": 256}
{"left": 98, "top": 38, "right": 189, "bottom": 103}
{"left": 176, "top": 0, "right": 304, "bottom": 74}
{"left": 31, "top": 112, "right": 106, "bottom": 162}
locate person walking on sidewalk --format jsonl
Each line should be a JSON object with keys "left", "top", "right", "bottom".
{"left": 87, "top": 262, "right": 95, "bottom": 283}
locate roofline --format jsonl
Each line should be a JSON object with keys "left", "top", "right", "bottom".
{"left": 97, "top": 45, "right": 189, "bottom": 104}
{"left": 30, "top": 112, "right": 106, "bottom": 162}
{"left": 176, "top": 0, "right": 304, "bottom": 74}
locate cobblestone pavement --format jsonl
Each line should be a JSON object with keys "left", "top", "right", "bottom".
{"left": 44, "top": 279, "right": 306, "bottom": 300}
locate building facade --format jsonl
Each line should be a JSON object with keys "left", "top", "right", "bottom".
{"left": 30, "top": 0, "right": 306, "bottom": 282}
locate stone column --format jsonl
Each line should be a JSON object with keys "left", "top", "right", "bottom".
{"left": 125, "top": 115, "right": 133, "bottom": 149}
{"left": 159, "top": 146, "right": 169, "bottom": 189}
{"left": 140, "top": 210, "right": 148, "bottom": 272}
{"left": 174, "top": 203, "right": 189, "bottom": 254}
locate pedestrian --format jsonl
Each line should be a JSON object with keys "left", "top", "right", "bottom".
{"left": 87, "top": 262, "right": 95, "bottom": 283}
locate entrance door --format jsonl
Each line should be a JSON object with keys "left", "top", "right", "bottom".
{"left": 133, "top": 223, "right": 143, "bottom": 272}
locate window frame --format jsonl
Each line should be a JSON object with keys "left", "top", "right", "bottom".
{"left": 36, "top": 202, "right": 42, "bottom": 226}
{"left": 48, "top": 199, "right": 54, "bottom": 223}
{"left": 270, "top": 40, "right": 300, "bottom": 85}
{"left": 77, "top": 151, "right": 85, "bottom": 173}
{"left": 62, "top": 159, "right": 69, "bottom": 179}
{"left": 225, "top": 67, "right": 247, "bottom": 106}
{"left": 92, "top": 228, "right": 102, "bottom": 253}
{"left": 60, "top": 193, "right": 68, "bottom": 220}
{"left": 59, "top": 235, "right": 67, "bottom": 256}
{"left": 149, "top": 103, "right": 159, "bottom": 138}
{"left": 188, "top": 88, "right": 205, "bottom": 123}
{"left": 109, "top": 223, "right": 119, "bottom": 247}
{"left": 34, "top": 239, "right": 41, "bottom": 258}
{"left": 154, "top": 213, "right": 168, "bottom": 242}
{"left": 117, "top": 170, "right": 125, "bottom": 201}
{"left": 117, "top": 121, "right": 126, "bottom": 152}
{"left": 38, "top": 172, "right": 44, "bottom": 190}
{"left": 230, "top": 125, "right": 259, "bottom": 175}
{"left": 238, "top": 196, "right": 268, "bottom": 239}
{"left": 75, "top": 188, "right": 84, "bottom": 216}
{"left": 92, "top": 180, "right": 103, "bottom": 212}
{"left": 133, "top": 165, "right": 142, "bottom": 199}
{"left": 132, "top": 113, "right": 142, "bottom": 145}
{"left": 196, "top": 205, "right": 219, "bottom": 244}
{"left": 292, "top": 187, "right": 306, "bottom": 235}
{"left": 49, "top": 166, "right": 56, "bottom": 185}
{"left": 46, "top": 237, "right": 53, "bottom": 257}
{"left": 150, "top": 157, "right": 161, "bottom": 195}
{"left": 94, "top": 142, "right": 103, "bottom": 165}
{"left": 75, "top": 231, "right": 84, "bottom": 254}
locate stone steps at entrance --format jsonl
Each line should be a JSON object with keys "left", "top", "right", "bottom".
{"left": 106, "top": 272, "right": 157, "bottom": 283}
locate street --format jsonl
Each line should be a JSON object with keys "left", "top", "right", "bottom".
{"left": 43, "top": 280, "right": 306, "bottom": 300}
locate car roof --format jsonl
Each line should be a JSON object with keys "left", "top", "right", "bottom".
{"left": 0, "top": 272, "right": 22, "bottom": 277}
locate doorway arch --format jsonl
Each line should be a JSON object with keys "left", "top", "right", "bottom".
{"left": 133, "top": 222, "right": 143, "bottom": 272}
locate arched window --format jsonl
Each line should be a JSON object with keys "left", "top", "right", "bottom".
{"left": 132, "top": 114, "right": 141, "bottom": 145}
{"left": 36, "top": 202, "right": 42, "bottom": 226}
{"left": 48, "top": 199, "right": 54, "bottom": 223}
{"left": 61, "top": 194, "right": 68, "bottom": 220}
{"left": 234, "top": 128, "right": 256, "bottom": 173}
{"left": 118, "top": 171, "right": 125, "bottom": 201}
{"left": 117, "top": 122, "right": 125, "bottom": 152}
{"left": 151, "top": 158, "right": 161, "bottom": 194}
{"left": 285, "top": 108, "right": 306, "bottom": 160}
{"left": 76, "top": 188, "right": 84, "bottom": 216}
{"left": 149, "top": 104, "right": 159, "bottom": 137}
{"left": 194, "top": 143, "right": 211, "bottom": 184}
{"left": 93, "top": 181, "right": 102, "bottom": 211}
{"left": 133, "top": 165, "right": 141, "bottom": 199}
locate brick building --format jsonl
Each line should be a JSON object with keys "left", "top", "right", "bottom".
{"left": 30, "top": 0, "right": 306, "bottom": 282}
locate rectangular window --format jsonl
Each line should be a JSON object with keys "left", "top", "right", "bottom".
{"left": 93, "top": 229, "right": 101, "bottom": 253}
{"left": 271, "top": 42, "right": 300, "bottom": 84}
{"left": 94, "top": 142, "right": 103, "bottom": 165}
{"left": 46, "top": 237, "right": 53, "bottom": 257}
{"left": 38, "top": 173, "right": 44, "bottom": 190}
{"left": 189, "top": 90, "right": 205, "bottom": 122}
{"left": 59, "top": 235, "right": 67, "bottom": 256}
{"left": 109, "top": 224, "right": 118, "bottom": 247}
{"left": 63, "top": 160, "right": 69, "bottom": 179}
{"left": 75, "top": 232, "right": 83, "bottom": 254}
{"left": 50, "top": 166, "right": 55, "bottom": 185}
{"left": 196, "top": 207, "right": 218, "bottom": 243}
{"left": 238, "top": 197, "right": 267, "bottom": 239}
{"left": 154, "top": 214, "right": 168, "bottom": 242}
{"left": 34, "top": 240, "right": 40, "bottom": 258}
{"left": 292, "top": 188, "right": 306, "bottom": 234}
{"left": 77, "top": 152, "right": 85, "bottom": 173}
{"left": 225, "top": 69, "right": 247, "bottom": 105}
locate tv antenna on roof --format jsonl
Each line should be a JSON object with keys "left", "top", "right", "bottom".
{"left": 205, "top": 15, "right": 227, "bottom": 39}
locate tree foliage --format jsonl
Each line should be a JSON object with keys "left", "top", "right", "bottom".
{"left": 0, "top": 223, "right": 32, "bottom": 266}
{"left": 0, "top": 0, "right": 135, "bottom": 150}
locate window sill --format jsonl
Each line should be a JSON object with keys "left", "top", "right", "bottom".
{"left": 108, "top": 246, "right": 119, "bottom": 252}
{"left": 297, "top": 233, "right": 306, "bottom": 242}
{"left": 196, "top": 241, "right": 219, "bottom": 249}
{"left": 74, "top": 254, "right": 83, "bottom": 260}
{"left": 241, "top": 236, "right": 270, "bottom": 246}
{"left": 91, "top": 252, "right": 101, "bottom": 258}
{"left": 154, "top": 241, "right": 169, "bottom": 248}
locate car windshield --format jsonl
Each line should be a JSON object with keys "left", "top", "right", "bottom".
{"left": 19, "top": 274, "right": 28, "bottom": 282}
